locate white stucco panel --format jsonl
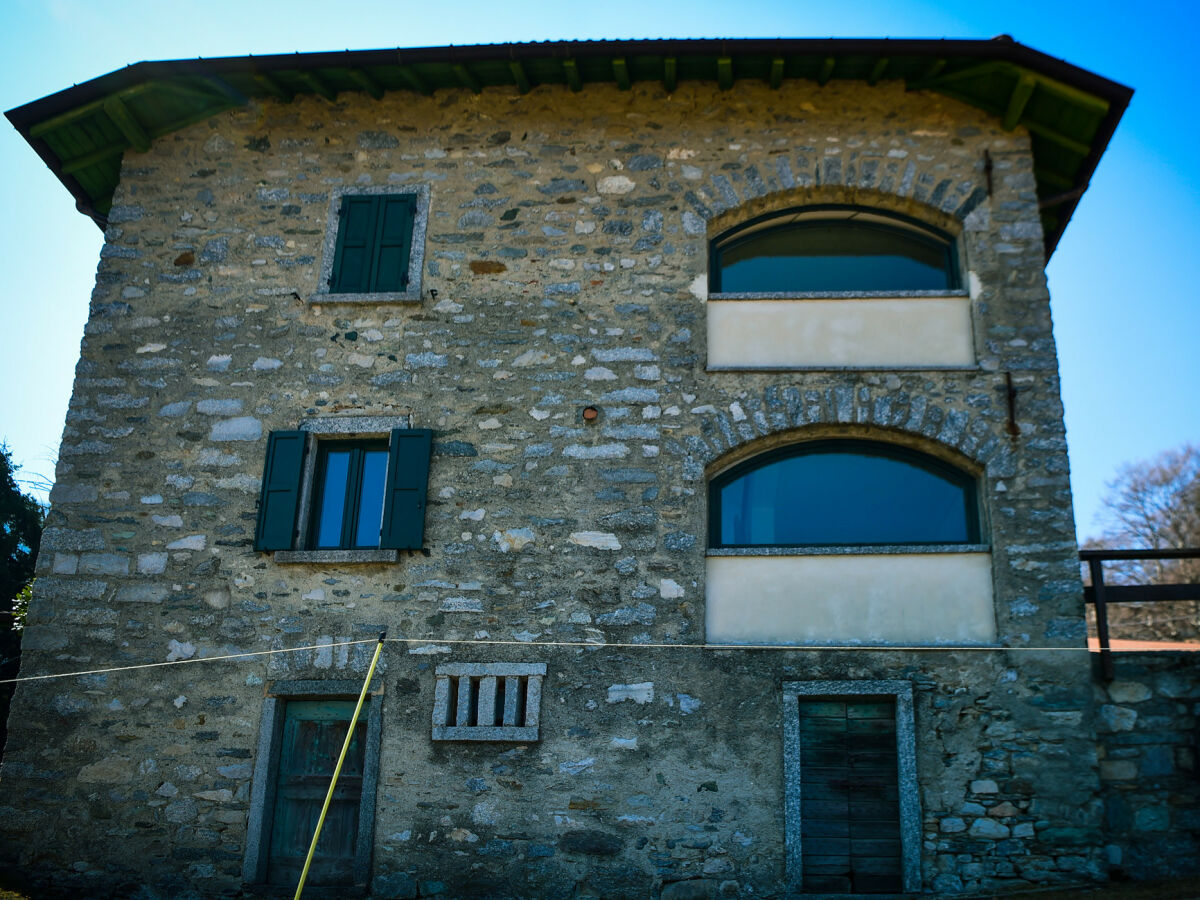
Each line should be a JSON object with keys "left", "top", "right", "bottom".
{"left": 707, "top": 296, "right": 975, "bottom": 368}
{"left": 706, "top": 552, "right": 995, "bottom": 645}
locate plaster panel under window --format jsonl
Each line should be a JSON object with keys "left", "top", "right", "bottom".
{"left": 705, "top": 551, "right": 995, "bottom": 644}
{"left": 706, "top": 295, "right": 974, "bottom": 368}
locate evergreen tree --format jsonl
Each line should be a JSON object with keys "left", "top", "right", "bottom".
{"left": 1, "top": 444, "right": 45, "bottom": 753}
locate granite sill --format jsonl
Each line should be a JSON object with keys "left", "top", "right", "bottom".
{"left": 308, "top": 289, "right": 422, "bottom": 305}
{"left": 707, "top": 544, "right": 990, "bottom": 557}
{"left": 709, "top": 289, "right": 968, "bottom": 301}
{"left": 274, "top": 549, "right": 400, "bottom": 564}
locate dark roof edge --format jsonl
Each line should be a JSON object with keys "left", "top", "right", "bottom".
{"left": 5, "top": 37, "right": 1133, "bottom": 255}
{"left": 6, "top": 37, "right": 1134, "bottom": 124}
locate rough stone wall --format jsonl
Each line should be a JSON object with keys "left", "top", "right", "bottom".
{"left": 1096, "top": 653, "right": 1200, "bottom": 881}
{"left": 1, "top": 79, "right": 1109, "bottom": 898}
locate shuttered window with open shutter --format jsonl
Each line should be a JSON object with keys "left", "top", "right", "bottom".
{"left": 255, "top": 424, "right": 432, "bottom": 556}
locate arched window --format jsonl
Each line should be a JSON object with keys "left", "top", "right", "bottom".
{"left": 710, "top": 206, "right": 960, "bottom": 294}
{"left": 709, "top": 440, "right": 980, "bottom": 548}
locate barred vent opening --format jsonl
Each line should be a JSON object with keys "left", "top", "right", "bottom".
{"left": 432, "top": 663, "right": 546, "bottom": 741}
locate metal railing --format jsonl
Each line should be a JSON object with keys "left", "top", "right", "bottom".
{"left": 1079, "top": 548, "right": 1200, "bottom": 680}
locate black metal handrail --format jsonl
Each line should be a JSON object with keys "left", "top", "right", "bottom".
{"left": 1079, "top": 548, "right": 1200, "bottom": 680}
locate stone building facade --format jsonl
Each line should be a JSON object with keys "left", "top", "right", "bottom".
{"left": 5, "top": 39, "right": 1177, "bottom": 900}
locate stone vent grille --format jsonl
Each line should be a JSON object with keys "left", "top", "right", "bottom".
{"left": 432, "top": 663, "right": 546, "bottom": 741}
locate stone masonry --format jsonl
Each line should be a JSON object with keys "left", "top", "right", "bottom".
{"left": 0, "top": 75, "right": 1154, "bottom": 898}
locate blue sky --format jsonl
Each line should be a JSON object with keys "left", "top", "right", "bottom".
{"left": 1, "top": 0, "right": 1196, "bottom": 540}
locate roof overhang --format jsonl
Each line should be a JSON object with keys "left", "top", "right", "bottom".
{"left": 5, "top": 37, "right": 1131, "bottom": 258}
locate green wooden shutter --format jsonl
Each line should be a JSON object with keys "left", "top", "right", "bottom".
{"left": 254, "top": 430, "right": 306, "bottom": 551}
{"left": 379, "top": 428, "right": 432, "bottom": 550}
{"left": 371, "top": 196, "right": 415, "bottom": 292}
{"left": 330, "top": 196, "right": 380, "bottom": 293}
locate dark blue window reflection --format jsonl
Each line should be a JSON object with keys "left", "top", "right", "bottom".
{"left": 354, "top": 450, "right": 389, "bottom": 548}
{"left": 710, "top": 441, "right": 979, "bottom": 548}
{"left": 312, "top": 442, "right": 389, "bottom": 549}
{"left": 712, "top": 209, "right": 958, "bottom": 294}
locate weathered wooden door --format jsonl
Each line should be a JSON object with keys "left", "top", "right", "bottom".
{"left": 268, "top": 699, "right": 368, "bottom": 887}
{"left": 798, "top": 697, "right": 902, "bottom": 893}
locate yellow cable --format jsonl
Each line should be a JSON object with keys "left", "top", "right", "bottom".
{"left": 293, "top": 631, "right": 386, "bottom": 900}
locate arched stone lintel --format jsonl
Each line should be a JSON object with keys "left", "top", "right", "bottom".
{"left": 687, "top": 171, "right": 988, "bottom": 240}
{"left": 671, "top": 384, "right": 1015, "bottom": 482}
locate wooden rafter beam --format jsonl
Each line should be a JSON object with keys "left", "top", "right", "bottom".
{"left": 253, "top": 72, "right": 294, "bottom": 102}
{"left": 914, "top": 60, "right": 1111, "bottom": 117}
{"left": 769, "top": 57, "right": 785, "bottom": 90}
{"left": 663, "top": 57, "right": 677, "bottom": 93}
{"left": 155, "top": 79, "right": 230, "bottom": 105}
{"left": 562, "top": 59, "right": 582, "bottom": 93}
{"left": 1033, "top": 167, "right": 1075, "bottom": 190}
{"left": 61, "top": 142, "right": 127, "bottom": 174}
{"left": 1037, "top": 183, "right": 1088, "bottom": 209}
{"left": 612, "top": 57, "right": 630, "bottom": 91}
{"left": 717, "top": 56, "right": 733, "bottom": 91}
{"left": 1003, "top": 73, "right": 1036, "bottom": 131}
{"left": 1029, "top": 71, "right": 1110, "bottom": 114}
{"left": 396, "top": 64, "right": 430, "bottom": 95}
{"left": 151, "top": 105, "right": 242, "bottom": 141}
{"left": 452, "top": 64, "right": 481, "bottom": 94}
{"left": 295, "top": 70, "right": 338, "bottom": 101}
{"left": 909, "top": 60, "right": 1005, "bottom": 91}
{"left": 509, "top": 60, "right": 531, "bottom": 94}
{"left": 1024, "top": 120, "right": 1092, "bottom": 157}
{"left": 867, "top": 57, "right": 889, "bottom": 86}
{"left": 204, "top": 75, "right": 247, "bottom": 105}
{"left": 913, "top": 58, "right": 947, "bottom": 86}
{"left": 347, "top": 69, "right": 384, "bottom": 100}
{"left": 817, "top": 56, "right": 835, "bottom": 86}
{"left": 102, "top": 96, "right": 150, "bottom": 153}
{"left": 29, "top": 83, "right": 153, "bottom": 138}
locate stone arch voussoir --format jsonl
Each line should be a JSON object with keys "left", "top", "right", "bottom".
{"left": 679, "top": 384, "right": 1014, "bottom": 482}
{"left": 686, "top": 158, "right": 987, "bottom": 240}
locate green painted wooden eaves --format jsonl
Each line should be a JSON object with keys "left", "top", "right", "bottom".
{"left": 5, "top": 38, "right": 1131, "bottom": 258}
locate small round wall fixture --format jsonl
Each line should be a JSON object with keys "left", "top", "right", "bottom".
{"left": 582, "top": 406, "right": 600, "bottom": 423}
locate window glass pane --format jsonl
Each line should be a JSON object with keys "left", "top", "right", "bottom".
{"left": 353, "top": 450, "right": 389, "bottom": 548}
{"left": 715, "top": 445, "right": 974, "bottom": 546}
{"left": 315, "top": 450, "right": 350, "bottom": 548}
{"left": 717, "top": 221, "right": 954, "bottom": 293}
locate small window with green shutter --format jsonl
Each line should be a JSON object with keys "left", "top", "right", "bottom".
{"left": 331, "top": 195, "right": 415, "bottom": 293}
{"left": 254, "top": 419, "right": 432, "bottom": 561}
{"left": 314, "top": 185, "right": 429, "bottom": 304}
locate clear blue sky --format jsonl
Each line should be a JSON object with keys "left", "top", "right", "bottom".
{"left": 1, "top": 0, "right": 1197, "bottom": 541}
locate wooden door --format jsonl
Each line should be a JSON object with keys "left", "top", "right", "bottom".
{"left": 268, "top": 699, "right": 367, "bottom": 887}
{"left": 798, "top": 697, "right": 902, "bottom": 894}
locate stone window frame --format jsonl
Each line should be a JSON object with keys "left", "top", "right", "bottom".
{"left": 310, "top": 183, "right": 430, "bottom": 305}
{"left": 781, "top": 679, "right": 921, "bottom": 895}
{"left": 243, "top": 679, "right": 385, "bottom": 890}
{"left": 275, "top": 415, "right": 412, "bottom": 564}
{"left": 432, "top": 662, "right": 546, "bottom": 742}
